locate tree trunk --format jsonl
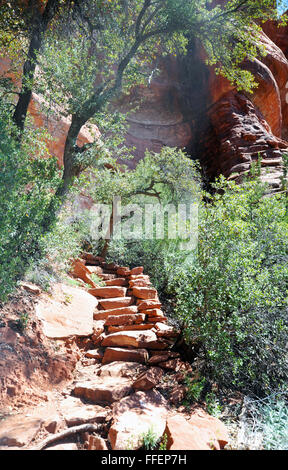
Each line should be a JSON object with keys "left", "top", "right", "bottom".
{"left": 13, "top": 0, "right": 60, "bottom": 131}
{"left": 56, "top": 114, "right": 87, "bottom": 197}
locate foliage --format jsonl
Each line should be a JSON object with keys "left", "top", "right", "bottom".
{"left": 0, "top": 104, "right": 60, "bottom": 302}
{"left": 168, "top": 176, "right": 288, "bottom": 396}
{"left": 183, "top": 376, "right": 206, "bottom": 403}
{"left": 140, "top": 426, "right": 161, "bottom": 450}
{"left": 238, "top": 393, "right": 288, "bottom": 450}
{"left": 82, "top": 146, "right": 200, "bottom": 285}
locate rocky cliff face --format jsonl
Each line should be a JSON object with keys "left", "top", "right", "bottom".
{"left": 121, "top": 23, "right": 288, "bottom": 190}
{"left": 2, "top": 18, "right": 288, "bottom": 189}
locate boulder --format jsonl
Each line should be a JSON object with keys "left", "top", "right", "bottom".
{"left": 189, "top": 408, "right": 229, "bottom": 449}
{"left": 98, "top": 361, "right": 147, "bottom": 379}
{"left": 154, "top": 322, "right": 179, "bottom": 338}
{"left": 73, "top": 376, "right": 133, "bottom": 405}
{"left": 85, "top": 349, "right": 103, "bottom": 360}
{"left": 165, "top": 414, "right": 220, "bottom": 450}
{"left": 117, "top": 267, "right": 131, "bottom": 276}
{"left": 59, "top": 396, "right": 108, "bottom": 427}
{"left": 108, "top": 390, "right": 168, "bottom": 450}
{"left": 102, "top": 347, "right": 149, "bottom": 364}
{"left": 145, "top": 308, "right": 165, "bottom": 318}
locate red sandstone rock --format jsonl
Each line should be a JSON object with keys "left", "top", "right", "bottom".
{"left": 117, "top": 267, "right": 131, "bottom": 276}
{"left": 130, "top": 266, "right": 144, "bottom": 275}
{"left": 132, "top": 367, "right": 163, "bottom": 391}
{"left": 132, "top": 287, "right": 158, "bottom": 300}
{"left": 94, "top": 306, "right": 138, "bottom": 320}
{"left": 102, "top": 347, "right": 149, "bottom": 364}
{"left": 129, "top": 279, "right": 151, "bottom": 287}
{"left": 107, "top": 324, "right": 155, "bottom": 333}
{"left": 154, "top": 322, "right": 179, "bottom": 338}
{"left": 169, "top": 386, "right": 187, "bottom": 405}
{"left": 105, "top": 278, "right": 127, "bottom": 286}
{"left": 98, "top": 361, "right": 147, "bottom": 379}
{"left": 108, "top": 390, "right": 168, "bottom": 450}
{"left": 73, "top": 376, "right": 132, "bottom": 404}
{"left": 88, "top": 286, "right": 127, "bottom": 298}
{"left": 88, "top": 435, "right": 108, "bottom": 450}
{"left": 137, "top": 300, "right": 162, "bottom": 311}
{"left": 85, "top": 265, "right": 103, "bottom": 275}
{"left": 85, "top": 349, "right": 103, "bottom": 360}
{"left": 165, "top": 414, "right": 220, "bottom": 450}
{"left": 189, "top": 408, "right": 229, "bottom": 449}
{"left": 35, "top": 284, "right": 96, "bottom": 339}
{"left": 105, "top": 313, "right": 145, "bottom": 327}
{"left": 101, "top": 330, "right": 160, "bottom": 349}
{"left": 99, "top": 297, "right": 133, "bottom": 310}
{"left": 59, "top": 396, "right": 107, "bottom": 427}
{"left": 69, "top": 260, "right": 97, "bottom": 288}
{"left": 19, "top": 282, "right": 41, "bottom": 295}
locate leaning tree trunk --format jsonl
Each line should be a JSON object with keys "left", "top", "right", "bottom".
{"left": 56, "top": 114, "right": 87, "bottom": 198}
{"left": 13, "top": 0, "right": 60, "bottom": 131}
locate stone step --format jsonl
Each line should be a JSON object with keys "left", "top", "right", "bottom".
{"left": 105, "top": 278, "right": 128, "bottom": 287}
{"left": 88, "top": 286, "right": 127, "bottom": 298}
{"left": 101, "top": 330, "right": 168, "bottom": 350}
{"left": 132, "top": 287, "right": 158, "bottom": 300}
{"left": 86, "top": 265, "right": 103, "bottom": 275}
{"left": 73, "top": 376, "right": 132, "bottom": 405}
{"left": 107, "top": 324, "right": 155, "bottom": 334}
{"left": 104, "top": 313, "right": 145, "bottom": 327}
{"left": 99, "top": 297, "right": 133, "bottom": 310}
{"left": 137, "top": 300, "right": 162, "bottom": 311}
{"left": 102, "top": 347, "right": 149, "bottom": 364}
{"left": 94, "top": 306, "right": 138, "bottom": 320}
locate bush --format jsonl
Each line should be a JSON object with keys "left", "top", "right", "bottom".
{"left": 0, "top": 106, "right": 60, "bottom": 301}
{"left": 238, "top": 393, "right": 288, "bottom": 450}
{"left": 168, "top": 177, "right": 288, "bottom": 396}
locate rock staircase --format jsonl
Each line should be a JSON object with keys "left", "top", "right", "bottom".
{"left": 72, "top": 254, "right": 179, "bottom": 368}
{"left": 0, "top": 254, "right": 229, "bottom": 451}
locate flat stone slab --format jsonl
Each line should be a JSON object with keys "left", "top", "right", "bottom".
{"left": 88, "top": 286, "right": 127, "bottom": 298}
{"left": 0, "top": 415, "right": 44, "bottom": 447}
{"left": 102, "top": 348, "right": 149, "bottom": 364}
{"left": 35, "top": 283, "right": 97, "bottom": 339}
{"left": 59, "top": 396, "right": 108, "bottom": 426}
{"left": 99, "top": 297, "right": 133, "bottom": 310}
{"left": 94, "top": 305, "right": 138, "bottom": 320}
{"left": 101, "top": 330, "right": 162, "bottom": 349}
{"left": 73, "top": 376, "right": 133, "bottom": 404}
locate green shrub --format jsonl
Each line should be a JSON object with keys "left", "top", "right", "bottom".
{"left": 0, "top": 105, "right": 60, "bottom": 302}
{"left": 168, "top": 177, "right": 288, "bottom": 396}
{"left": 238, "top": 393, "right": 288, "bottom": 450}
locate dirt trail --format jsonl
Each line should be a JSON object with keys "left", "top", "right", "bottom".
{"left": 0, "top": 255, "right": 229, "bottom": 450}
